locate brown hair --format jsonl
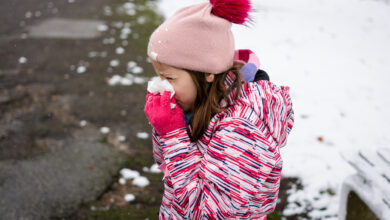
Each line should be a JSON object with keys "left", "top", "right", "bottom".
{"left": 186, "top": 64, "right": 243, "bottom": 142}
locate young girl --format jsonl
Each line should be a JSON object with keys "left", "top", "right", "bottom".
{"left": 144, "top": 0, "right": 294, "bottom": 219}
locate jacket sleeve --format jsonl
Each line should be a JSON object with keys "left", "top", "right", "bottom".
{"left": 152, "top": 117, "right": 278, "bottom": 219}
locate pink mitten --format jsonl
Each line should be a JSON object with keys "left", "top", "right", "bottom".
{"left": 144, "top": 91, "right": 186, "bottom": 136}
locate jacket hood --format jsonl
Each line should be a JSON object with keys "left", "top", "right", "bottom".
{"left": 224, "top": 50, "right": 294, "bottom": 148}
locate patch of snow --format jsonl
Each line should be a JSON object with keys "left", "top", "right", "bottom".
{"left": 137, "top": 16, "right": 147, "bottom": 24}
{"left": 103, "top": 6, "right": 112, "bottom": 16}
{"left": 108, "top": 75, "right": 122, "bottom": 86}
{"left": 107, "top": 74, "right": 146, "bottom": 86}
{"left": 124, "top": 193, "right": 135, "bottom": 202}
{"left": 97, "top": 24, "right": 108, "bottom": 32}
{"left": 18, "top": 57, "right": 27, "bottom": 64}
{"left": 132, "top": 176, "right": 150, "bottom": 188}
{"left": 136, "top": 132, "right": 149, "bottom": 139}
{"left": 77, "top": 66, "right": 86, "bottom": 74}
{"left": 120, "top": 168, "right": 150, "bottom": 188}
{"left": 123, "top": 2, "right": 136, "bottom": 10}
{"left": 131, "top": 66, "right": 143, "bottom": 74}
{"left": 100, "top": 126, "right": 110, "bottom": 134}
{"left": 143, "top": 163, "right": 162, "bottom": 174}
{"left": 127, "top": 61, "right": 137, "bottom": 69}
{"left": 103, "top": 37, "right": 115, "bottom": 44}
{"left": 119, "top": 177, "right": 126, "bottom": 185}
{"left": 120, "top": 77, "right": 132, "bottom": 86}
{"left": 116, "top": 47, "right": 125, "bottom": 54}
{"left": 118, "top": 135, "right": 126, "bottom": 142}
{"left": 123, "top": 3, "right": 136, "bottom": 16}
{"left": 120, "top": 27, "right": 132, "bottom": 39}
{"left": 120, "top": 168, "right": 140, "bottom": 179}
{"left": 109, "top": 59, "right": 119, "bottom": 67}
{"left": 80, "top": 120, "right": 87, "bottom": 127}
{"left": 133, "top": 76, "right": 146, "bottom": 85}
{"left": 88, "top": 51, "right": 98, "bottom": 58}
{"left": 25, "top": 11, "right": 32, "bottom": 19}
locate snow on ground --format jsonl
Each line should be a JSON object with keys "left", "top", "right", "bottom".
{"left": 154, "top": 0, "right": 390, "bottom": 218}
{"left": 119, "top": 168, "right": 150, "bottom": 187}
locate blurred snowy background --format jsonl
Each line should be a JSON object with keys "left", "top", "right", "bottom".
{"left": 156, "top": 0, "right": 390, "bottom": 219}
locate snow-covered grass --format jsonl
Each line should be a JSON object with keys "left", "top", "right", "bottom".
{"left": 154, "top": 0, "right": 390, "bottom": 219}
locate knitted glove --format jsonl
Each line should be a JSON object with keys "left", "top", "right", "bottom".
{"left": 144, "top": 91, "right": 186, "bottom": 136}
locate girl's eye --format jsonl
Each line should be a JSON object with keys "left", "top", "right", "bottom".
{"left": 166, "top": 77, "right": 173, "bottom": 81}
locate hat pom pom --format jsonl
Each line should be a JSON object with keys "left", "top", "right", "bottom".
{"left": 210, "top": 0, "right": 251, "bottom": 25}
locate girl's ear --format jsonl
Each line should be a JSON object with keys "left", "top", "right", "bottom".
{"left": 205, "top": 73, "right": 215, "bottom": 83}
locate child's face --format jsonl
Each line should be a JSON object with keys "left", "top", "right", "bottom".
{"left": 151, "top": 60, "right": 197, "bottom": 113}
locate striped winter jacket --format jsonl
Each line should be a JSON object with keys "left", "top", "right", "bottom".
{"left": 151, "top": 58, "right": 294, "bottom": 219}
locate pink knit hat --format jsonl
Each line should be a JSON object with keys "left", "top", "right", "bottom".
{"left": 147, "top": 0, "right": 252, "bottom": 74}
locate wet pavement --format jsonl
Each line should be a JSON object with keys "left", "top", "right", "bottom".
{"left": 0, "top": 0, "right": 164, "bottom": 219}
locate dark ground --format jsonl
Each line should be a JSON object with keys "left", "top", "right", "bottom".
{"left": 0, "top": 0, "right": 340, "bottom": 219}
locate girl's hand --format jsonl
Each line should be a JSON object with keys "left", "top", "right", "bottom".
{"left": 144, "top": 91, "right": 186, "bottom": 136}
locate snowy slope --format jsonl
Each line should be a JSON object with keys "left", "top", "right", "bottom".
{"left": 153, "top": 0, "right": 390, "bottom": 219}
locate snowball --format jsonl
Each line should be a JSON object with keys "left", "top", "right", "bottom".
{"left": 147, "top": 76, "right": 175, "bottom": 98}
{"left": 136, "top": 132, "right": 149, "bottom": 139}
{"left": 132, "top": 176, "right": 150, "bottom": 187}
{"left": 124, "top": 194, "right": 135, "bottom": 202}
{"left": 100, "top": 126, "right": 110, "bottom": 134}
{"left": 120, "top": 168, "right": 140, "bottom": 179}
